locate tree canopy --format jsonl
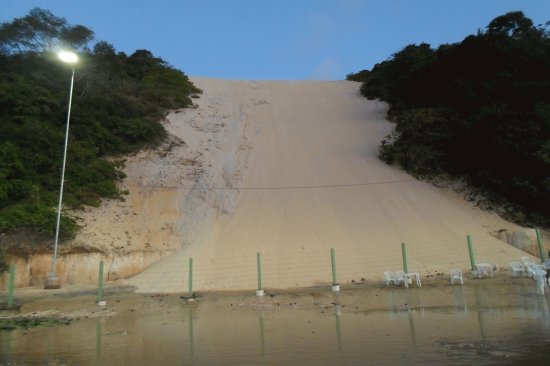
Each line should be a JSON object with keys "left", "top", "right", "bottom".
{"left": 0, "top": 8, "right": 200, "bottom": 242}
{"left": 0, "top": 8, "right": 93, "bottom": 54}
{"left": 348, "top": 11, "right": 550, "bottom": 227}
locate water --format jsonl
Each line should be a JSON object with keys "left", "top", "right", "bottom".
{"left": 1, "top": 283, "right": 550, "bottom": 365}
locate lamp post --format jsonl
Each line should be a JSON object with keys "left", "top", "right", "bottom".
{"left": 44, "top": 50, "right": 78, "bottom": 289}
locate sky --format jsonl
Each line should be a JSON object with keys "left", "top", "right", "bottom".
{"left": 2, "top": 0, "right": 550, "bottom": 80}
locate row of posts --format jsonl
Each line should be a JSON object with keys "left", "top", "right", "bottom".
{"left": 2, "top": 229, "right": 547, "bottom": 307}
{"left": 255, "top": 229, "right": 546, "bottom": 296}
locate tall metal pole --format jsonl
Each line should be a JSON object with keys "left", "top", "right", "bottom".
{"left": 467, "top": 235, "right": 476, "bottom": 271}
{"left": 401, "top": 242, "right": 409, "bottom": 274}
{"left": 48, "top": 67, "right": 75, "bottom": 282}
{"left": 331, "top": 248, "right": 337, "bottom": 285}
{"left": 536, "top": 228, "right": 546, "bottom": 263}
{"left": 188, "top": 257, "right": 194, "bottom": 297}
{"left": 256, "top": 252, "right": 262, "bottom": 290}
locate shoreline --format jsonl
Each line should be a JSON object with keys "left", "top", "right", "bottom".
{"left": 1, "top": 270, "right": 542, "bottom": 313}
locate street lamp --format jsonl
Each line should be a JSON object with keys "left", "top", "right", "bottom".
{"left": 44, "top": 50, "right": 78, "bottom": 289}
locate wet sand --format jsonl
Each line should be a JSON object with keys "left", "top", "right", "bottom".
{"left": 2, "top": 276, "right": 550, "bottom": 365}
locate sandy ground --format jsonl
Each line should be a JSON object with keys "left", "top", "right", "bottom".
{"left": 0, "top": 273, "right": 544, "bottom": 324}
{"left": 117, "top": 79, "right": 534, "bottom": 292}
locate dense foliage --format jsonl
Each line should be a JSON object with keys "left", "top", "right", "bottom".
{"left": 345, "top": 69, "right": 369, "bottom": 82}
{"left": 350, "top": 12, "right": 550, "bottom": 227}
{"left": 0, "top": 9, "right": 200, "bottom": 240}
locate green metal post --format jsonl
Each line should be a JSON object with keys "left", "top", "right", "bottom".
{"left": 467, "top": 235, "right": 476, "bottom": 271}
{"left": 7, "top": 265, "right": 15, "bottom": 308}
{"left": 401, "top": 243, "right": 409, "bottom": 274}
{"left": 257, "top": 252, "right": 262, "bottom": 290}
{"left": 188, "top": 257, "right": 194, "bottom": 297}
{"left": 331, "top": 248, "right": 337, "bottom": 285}
{"left": 536, "top": 229, "right": 546, "bottom": 263}
{"left": 97, "top": 261, "right": 104, "bottom": 302}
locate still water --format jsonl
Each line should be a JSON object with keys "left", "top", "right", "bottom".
{"left": 1, "top": 283, "right": 550, "bottom": 365}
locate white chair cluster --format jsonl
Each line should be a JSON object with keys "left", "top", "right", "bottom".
{"left": 471, "top": 262, "right": 498, "bottom": 278}
{"left": 384, "top": 271, "right": 421, "bottom": 288}
{"left": 515, "top": 257, "right": 548, "bottom": 290}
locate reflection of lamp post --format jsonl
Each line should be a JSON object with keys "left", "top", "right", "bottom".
{"left": 45, "top": 50, "right": 78, "bottom": 289}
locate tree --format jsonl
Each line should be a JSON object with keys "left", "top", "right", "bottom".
{"left": 0, "top": 9, "right": 201, "bottom": 243}
{"left": 486, "top": 11, "right": 535, "bottom": 38}
{"left": 355, "top": 12, "right": 550, "bottom": 227}
{"left": 0, "top": 7, "right": 93, "bottom": 54}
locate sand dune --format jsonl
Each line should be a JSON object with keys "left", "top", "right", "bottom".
{"left": 127, "top": 78, "right": 530, "bottom": 292}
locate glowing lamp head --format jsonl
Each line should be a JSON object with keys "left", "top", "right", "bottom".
{"left": 57, "top": 50, "right": 78, "bottom": 64}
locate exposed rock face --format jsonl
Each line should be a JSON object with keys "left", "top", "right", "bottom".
{"left": 0, "top": 250, "right": 176, "bottom": 290}
{"left": 492, "top": 229, "right": 548, "bottom": 258}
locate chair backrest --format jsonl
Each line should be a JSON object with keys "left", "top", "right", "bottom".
{"left": 395, "top": 271, "right": 406, "bottom": 280}
{"left": 450, "top": 269, "right": 462, "bottom": 278}
{"left": 384, "top": 271, "right": 395, "bottom": 280}
{"left": 511, "top": 261, "right": 523, "bottom": 270}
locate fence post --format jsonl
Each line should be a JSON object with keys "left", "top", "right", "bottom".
{"left": 331, "top": 248, "right": 337, "bottom": 285}
{"left": 467, "top": 235, "right": 476, "bottom": 271}
{"left": 7, "top": 265, "right": 15, "bottom": 308}
{"left": 257, "top": 252, "right": 262, "bottom": 290}
{"left": 188, "top": 257, "right": 194, "bottom": 297}
{"left": 97, "top": 261, "right": 104, "bottom": 304}
{"left": 536, "top": 229, "right": 546, "bottom": 264}
{"left": 401, "top": 243, "right": 409, "bottom": 274}
{"left": 256, "top": 252, "right": 264, "bottom": 296}
{"left": 331, "top": 248, "right": 340, "bottom": 291}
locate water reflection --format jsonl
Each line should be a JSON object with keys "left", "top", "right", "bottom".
{"left": 188, "top": 305, "right": 195, "bottom": 362}
{"left": 452, "top": 286, "right": 467, "bottom": 314}
{"left": 474, "top": 286, "right": 487, "bottom": 339}
{"left": 95, "top": 319, "right": 102, "bottom": 365}
{"left": 0, "top": 329, "right": 10, "bottom": 361}
{"left": 334, "top": 304, "right": 343, "bottom": 354}
{"left": 2, "top": 284, "right": 550, "bottom": 365}
{"left": 258, "top": 310, "right": 265, "bottom": 359}
{"left": 407, "top": 309, "right": 418, "bottom": 349}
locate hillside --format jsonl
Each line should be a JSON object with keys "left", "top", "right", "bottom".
{"left": 124, "top": 78, "right": 533, "bottom": 292}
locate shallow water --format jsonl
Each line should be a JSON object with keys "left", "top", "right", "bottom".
{"left": 2, "top": 284, "right": 550, "bottom": 365}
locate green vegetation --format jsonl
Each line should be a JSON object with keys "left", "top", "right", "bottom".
{"left": 349, "top": 12, "right": 550, "bottom": 227}
{"left": 0, "top": 9, "right": 200, "bottom": 244}
{"left": 345, "top": 69, "right": 369, "bottom": 82}
{"left": 0, "top": 316, "right": 72, "bottom": 330}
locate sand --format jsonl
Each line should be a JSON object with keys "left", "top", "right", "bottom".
{"left": 120, "top": 79, "right": 532, "bottom": 293}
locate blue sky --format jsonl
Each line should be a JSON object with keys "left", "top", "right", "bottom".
{"left": 2, "top": 0, "right": 549, "bottom": 80}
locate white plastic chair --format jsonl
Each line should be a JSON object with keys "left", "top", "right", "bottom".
{"left": 510, "top": 261, "right": 524, "bottom": 277}
{"left": 534, "top": 267, "right": 547, "bottom": 293}
{"left": 475, "top": 263, "right": 494, "bottom": 278}
{"left": 395, "top": 271, "right": 408, "bottom": 288}
{"left": 384, "top": 271, "right": 397, "bottom": 286}
{"left": 521, "top": 257, "right": 536, "bottom": 277}
{"left": 524, "top": 261, "right": 536, "bottom": 278}
{"left": 450, "top": 269, "right": 464, "bottom": 285}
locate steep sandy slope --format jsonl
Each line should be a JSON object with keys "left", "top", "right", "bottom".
{"left": 127, "top": 78, "right": 531, "bottom": 292}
